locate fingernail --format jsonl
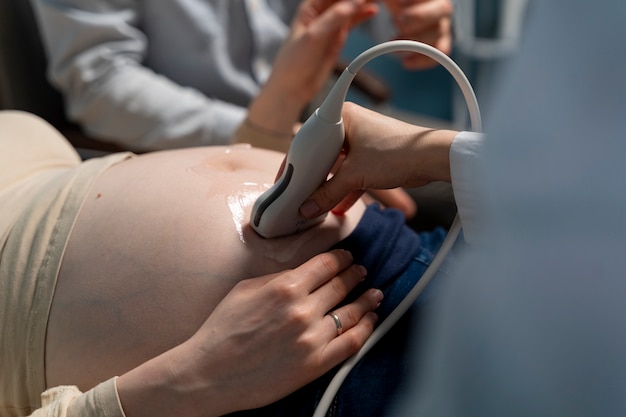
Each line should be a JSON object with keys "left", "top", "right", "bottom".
{"left": 356, "top": 264, "right": 367, "bottom": 280}
{"left": 372, "top": 289, "right": 384, "bottom": 306}
{"left": 366, "top": 311, "right": 379, "bottom": 324}
{"left": 300, "top": 200, "right": 320, "bottom": 218}
{"left": 340, "top": 249, "right": 353, "bottom": 261}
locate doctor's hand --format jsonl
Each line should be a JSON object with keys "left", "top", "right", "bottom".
{"left": 116, "top": 249, "right": 381, "bottom": 417}
{"left": 244, "top": 0, "right": 378, "bottom": 151}
{"left": 385, "top": 0, "right": 453, "bottom": 69}
{"left": 300, "top": 102, "right": 457, "bottom": 218}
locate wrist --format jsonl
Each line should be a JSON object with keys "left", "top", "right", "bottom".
{"left": 410, "top": 128, "right": 456, "bottom": 184}
{"left": 246, "top": 80, "right": 307, "bottom": 142}
{"left": 233, "top": 118, "right": 297, "bottom": 153}
{"left": 115, "top": 345, "right": 224, "bottom": 417}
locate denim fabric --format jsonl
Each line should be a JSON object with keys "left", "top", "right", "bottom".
{"left": 332, "top": 232, "right": 454, "bottom": 417}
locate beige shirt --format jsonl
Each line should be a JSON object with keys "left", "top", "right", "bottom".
{"left": 0, "top": 111, "right": 131, "bottom": 416}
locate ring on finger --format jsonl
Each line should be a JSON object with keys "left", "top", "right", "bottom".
{"left": 328, "top": 311, "right": 343, "bottom": 337}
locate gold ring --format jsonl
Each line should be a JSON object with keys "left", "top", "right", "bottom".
{"left": 329, "top": 312, "right": 343, "bottom": 336}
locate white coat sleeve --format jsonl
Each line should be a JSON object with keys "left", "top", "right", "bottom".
{"left": 449, "top": 131, "right": 488, "bottom": 245}
{"left": 30, "top": 0, "right": 246, "bottom": 151}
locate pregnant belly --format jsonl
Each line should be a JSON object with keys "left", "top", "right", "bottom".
{"left": 46, "top": 145, "right": 364, "bottom": 389}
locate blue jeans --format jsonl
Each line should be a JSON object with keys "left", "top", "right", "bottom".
{"left": 331, "top": 226, "right": 454, "bottom": 417}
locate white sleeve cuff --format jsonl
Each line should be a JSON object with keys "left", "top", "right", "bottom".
{"left": 450, "top": 131, "right": 487, "bottom": 245}
{"left": 33, "top": 378, "right": 126, "bottom": 417}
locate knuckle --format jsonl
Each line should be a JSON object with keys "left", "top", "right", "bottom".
{"left": 299, "top": 30, "right": 316, "bottom": 45}
{"left": 329, "top": 276, "right": 348, "bottom": 297}
{"left": 343, "top": 101, "right": 359, "bottom": 113}
{"left": 233, "top": 278, "right": 256, "bottom": 292}
{"left": 286, "top": 304, "right": 311, "bottom": 326}
{"left": 342, "top": 333, "right": 364, "bottom": 355}
{"left": 343, "top": 307, "right": 361, "bottom": 327}
{"left": 316, "top": 184, "right": 340, "bottom": 208}
{"left": 294, "top": 332, "right": 317, "bottom": 352}
{"left": 315, "top": 252, "right": 341, "bottom": 275}
{"left": 271, "top": 280, "right": 302, "bottom": 302}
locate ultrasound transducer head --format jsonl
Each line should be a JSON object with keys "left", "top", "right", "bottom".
{"left": 249, "top": 69, "right": 355, "bottom": 238}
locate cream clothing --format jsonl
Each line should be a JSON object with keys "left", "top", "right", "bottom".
{"left": 0, "top": 111, "right": 131, "bottom": 416}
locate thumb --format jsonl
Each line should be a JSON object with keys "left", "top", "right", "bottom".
{"left": 299, "top": 173, "right": 362, "bottom": 219}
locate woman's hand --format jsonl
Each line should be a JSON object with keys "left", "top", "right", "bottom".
{"left": 116, "top": 249, "right": 382, "bottom": 417}
{"left": 300, "top": 102, "right": 457, "bottom": 218}
{"left": 385, "top": 0, "right": 454, "bottom": 69}
{"left": 244, "top": 0, "right": 379, "bottom": 150}
{"left": 270, "top": 0, "right": 378, "bottom": 108}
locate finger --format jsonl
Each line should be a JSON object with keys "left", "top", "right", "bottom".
{"left": 402, "top": 53, "right": 438, "bottom": 70}
{"left": 330, "top": 189, "right": 366, "bottom": 216}
{"left": 323, "top": 288, "right": 383, "bottom": 339}
{"left": 274, "top": 156, "right": 287, "bottom": 182}
{"left": 392, "top": 24, "right": 451, "bottom": 69}
{"left": 396, "top": 15, "right": 450, "bottom": 39}
{"left": 300, "top": 173, "right": 362, "bottom": 219}
{"left": 401, "top": 32, "right": 451, "bottom": 69}
{"left": 292, "top": 249, "right": 355, "bottom": 293}
{"left": 329, "top": 150, "right": 347, "bottom": 176}
{"left": 324, "top": 0, "right": 380, "bottom": 29}
{"left": 367, "top": 188, "right": 417, "bottom": 219}
{"left": 385, "top": 0, "right": 437, "bottom": 15}
{"left": 313, "top": 263, "right": 368, "bottom": 313}
{"left": 348, "top": 3, "right": 380, "bottom": 28}
{"left": 393, "top": 0, "right": 453, "bottom": 32}
{"left": 310, "top": 0, "right": 378, "bottom": 36}
{"left": 322, "top": 311, "right": 378, "bottom": 366}
{"left": 395, "top": 18, "right": 451, "bottom": 46}
{"left": 359, "top": 192, "right": 377, "bottom": 206}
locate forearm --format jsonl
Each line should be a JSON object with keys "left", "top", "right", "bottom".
{"left": 410, "top": 127, "right": 456, "bottom": 184}
{"left": 239, "top": 80, "right": 305, "bottom": 153}
{"left": 400, "top": 127, "right": 489, "bottom": 244}
{"left": 116, "top": 346, "right": 221, "bottom": 417}
{"left": 59, "top": 65, "right": 246, "bottom": 151}
{"left": 402, "top": 128, "right": 489, "bottom": 245}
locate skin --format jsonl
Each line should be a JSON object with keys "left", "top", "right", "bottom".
{"left": 385, "top": 0, "right": 454, "bottom": 69}
{"left": 46, "top": 145, "right": 381, "bottom": 416}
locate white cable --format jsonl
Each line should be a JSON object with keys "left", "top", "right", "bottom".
{"left": 312, "top": 40, "right": 482, "bottom": 417}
